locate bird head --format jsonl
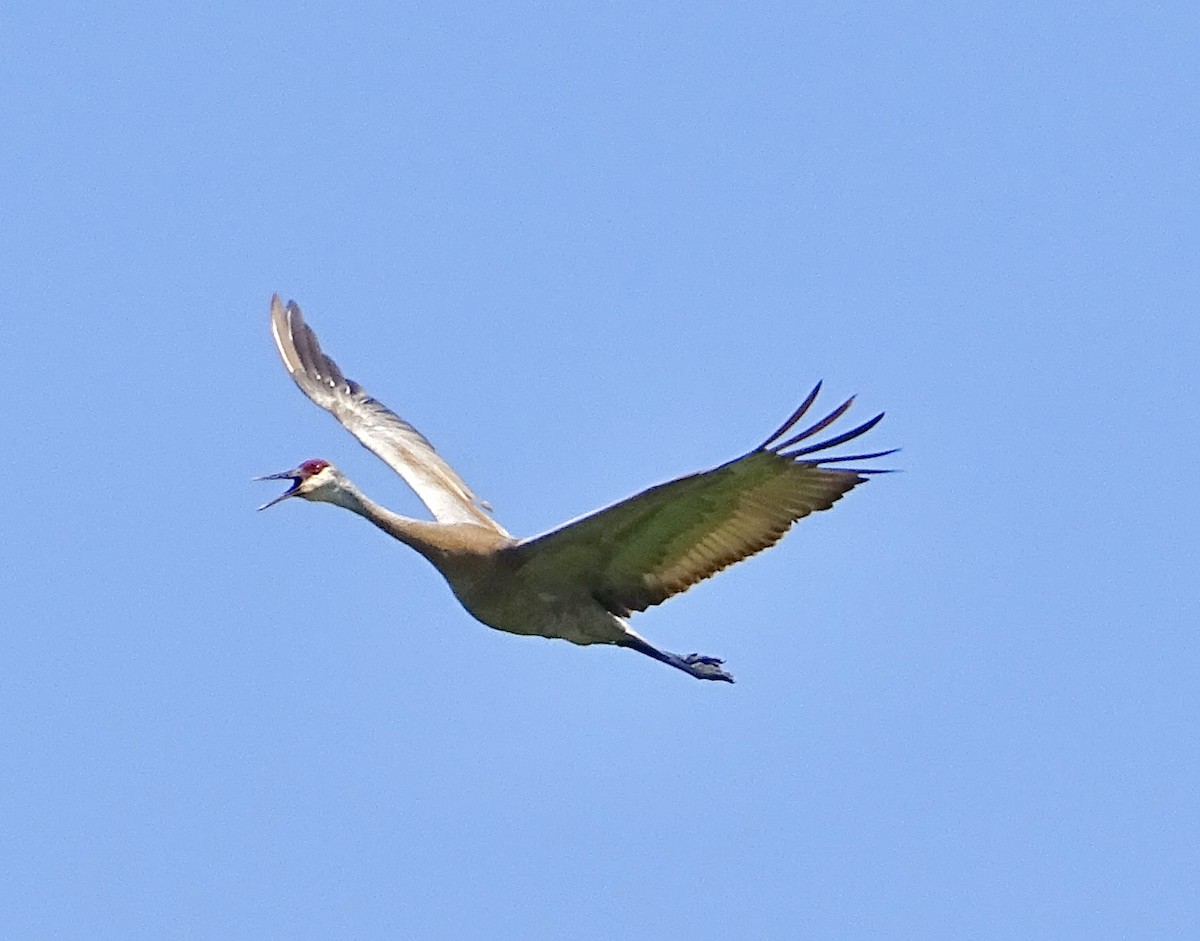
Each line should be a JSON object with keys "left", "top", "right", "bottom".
{"left": 255, "top": 459, "right": 342, "bottom": 510}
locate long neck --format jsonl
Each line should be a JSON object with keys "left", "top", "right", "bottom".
{"left": 322, "top": 477, "right": 509, "bottom": 564}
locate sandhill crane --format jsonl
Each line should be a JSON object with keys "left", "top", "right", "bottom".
{"left": 257, "top": 295, "right": 894, "bottom": 683}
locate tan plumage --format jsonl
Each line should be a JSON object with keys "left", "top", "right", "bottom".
{"left": 512, "top": 445, "right": 877, "bottom": 617}
{"left": 259, "top": 295, "right": 894, "bottom": 683}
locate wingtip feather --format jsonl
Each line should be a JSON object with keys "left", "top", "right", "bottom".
{"left": 757, "top": 381, "right": 825, "bottom": 450}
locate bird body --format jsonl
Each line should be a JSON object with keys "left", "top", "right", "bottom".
{"left": 258, "top": 296, "right": 894, "bottom": 683}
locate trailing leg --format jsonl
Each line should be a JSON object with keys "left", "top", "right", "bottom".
{"left": 617, "top": 631, "right": 734, "bottom": 683}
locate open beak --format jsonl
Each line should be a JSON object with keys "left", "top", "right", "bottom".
{"left": 254, "top": 469, "right": 302, "bottom": 511}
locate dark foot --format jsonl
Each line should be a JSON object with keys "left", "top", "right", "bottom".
{"left": 618, "top": 633, "right": 735, "bottom": 683}
{"left": 682, "top": 653, "right": 735, "bottom": 683}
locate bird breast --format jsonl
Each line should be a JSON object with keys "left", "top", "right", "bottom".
{"left": 445, "top": 568, "right": 623, "bottom": 647}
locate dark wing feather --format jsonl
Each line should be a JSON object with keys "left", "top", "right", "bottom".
{"left": 509, "top": 384, "right": 894, "bottom": 614}
{"left": 270, "top": 295, "right": 506, "bottom": 533}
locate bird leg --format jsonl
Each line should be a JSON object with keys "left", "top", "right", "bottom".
{"left": 618, "top": 633, "right": 735, "bottom": 683}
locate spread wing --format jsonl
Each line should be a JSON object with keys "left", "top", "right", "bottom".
{"left": 269, "top": 295, "right": 507, "bottom": 534}
{"left": 508, "top": 384, "right": 894, "bottom": 614}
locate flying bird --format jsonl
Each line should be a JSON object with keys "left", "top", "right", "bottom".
{"left": 258, "top": 296, "right": 894, "bottom": 683}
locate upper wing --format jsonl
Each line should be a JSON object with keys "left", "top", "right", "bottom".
{"left": 269, "top": 295, "right": 507, "bottom": 534}
{"left": 507, "top": 384, "right": 894, "bottom": 614}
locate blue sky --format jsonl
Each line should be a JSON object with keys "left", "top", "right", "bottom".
{"left": 3, "top": 2, "right": 1197, "bottom": 938}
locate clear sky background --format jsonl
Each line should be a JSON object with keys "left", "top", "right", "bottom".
{"left": 3, "top": 3, "right": 1197, "bottom": 938}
